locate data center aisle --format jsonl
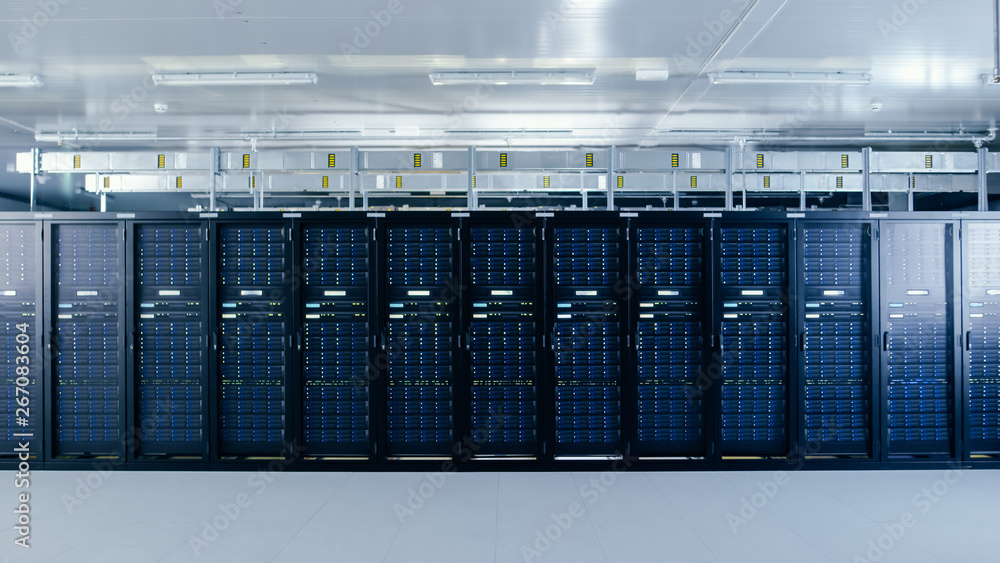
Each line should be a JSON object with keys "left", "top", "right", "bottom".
{"left": 4, "top": 470, "right": 999, "bottom": 563}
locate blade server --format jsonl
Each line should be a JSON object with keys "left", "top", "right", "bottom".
{"left": 384, "top": 222, "right": 456, "bottom": 457}
{"left": 882, "top": 222, "right": 956, "bottom": 457}
{"left": 718, "top": 223, "right": 790, "bottom": 456}
{"left": 217, "top": 224, "right": 288, "bottom": 455}
{"left": 551, "top": 222, "right": 623, "bottom": 457}
{"left": 301, "top": 224, "right": 371, "bottom": 456}
{"left": 801, "top": 224, "right": 872, "bottom": 456}
{"left": 51, "top": 224, "right": 124, "bottom": 457}
{"left": 964, "top": 222, "right": 1000, "bottom": 456}
{"left": 633, "top": 223, "right": 707, "bottom": 456}
{"left": 466, "top": 219, "right": 540, "bottom": 457}
{"left": 0, "top": 224, "right": 39, "bottom": 458}
{"left": 134, "top": 225, "right": 207, "bottom": 457}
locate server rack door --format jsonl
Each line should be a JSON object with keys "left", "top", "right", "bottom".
{"left": 216, "top": 222, "right": 290, "bottom": 457}
{"left": 49, "top": 222, "right": 127, "bottom": 458}
{"left": 798, "top": 221, "right": 876, "bottom": 458}
{"left": 464, "top": 214, "right": 542, "bottom": 458}
{"left": 716, "top": 221, "right": 791, "bottom": 457}
{"left": 549, "top": 216, "right": 625, "bottom": 458}
{"left": 880, "top": 221, "right": 958, "bottom": 459}
{"left": 962, "top": 221, "right": 1000, "bottom": 459}
{"left": 383, "top": 217, "right": 458, "bottom": 457}
{"left": 299, "top": 220, "right": 372, "bottom": 457}
{"left": 131, "top": 222, "right": 209, "bottom": 459}
{"left": 1, "top": 223, "right": 42, "bottom": 461}
{"left": 631, "top": 219, "right": 710, "bottom": 457}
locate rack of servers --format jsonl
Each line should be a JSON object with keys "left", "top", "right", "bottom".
{"left": 1, "top": 211, "right": 997, "bottom": 471}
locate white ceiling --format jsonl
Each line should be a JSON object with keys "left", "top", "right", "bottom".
{"left": 0, "top": 0, "right": 997, "bottom": 152}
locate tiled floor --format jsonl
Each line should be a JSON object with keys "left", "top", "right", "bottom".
{"left": 4, "top": 469, "right": 999, "bottom": 562}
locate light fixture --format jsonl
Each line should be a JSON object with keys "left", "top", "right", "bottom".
{"left": 636, "top": 69, "right": 670, "bottom": 81}
{"left": 429, "top": 69, "right": 596, "bottom": 86}
{"left": 150, "top": 72, "right": 318, "bottom": 86}
{"left": 0, "top": 74, "right": 43, "bottom": 87}
{"left": 708, "top": 70, "right": 872, "bottom": 85}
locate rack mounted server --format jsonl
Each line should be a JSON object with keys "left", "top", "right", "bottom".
{"left": 0, "top": 211, "right": 997, "bottom": 471}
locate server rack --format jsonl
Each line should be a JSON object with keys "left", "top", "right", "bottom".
{"left": 214, "top": 219, "right": 293, "bottom": 458}
{"left": 796, "top": 220, "right": 878, "bottom": 458}
{"left": 715, "top": 219, "right": 794, "bottom": 457}
{"left": 462, "top": 212, "right": 544, "bottom": 459}
{"left": 381, "top": 213, "right": 460, "bottom": 458}
{"left": 0, "top": 222, "right": 43, "bottom": 460}
{"left": 630, "top": 215, "right": 712, "bottom": 458}
{"left": 45, "top": 221, "right": 127, "bottom": 459}
{"left": 298, "top": 216, "right": 375, "bottom": 458}
{"left": 547, "top": 213, "right": 627, "bottom": 459}
{"left": 128, "top": 221, "right": 210, "bottom": 460}
{"left": 879, "top": 220, "right": 961, "bottom": 459}
{"left": 962, "top": 220, "right": 1000, "bottom": 459}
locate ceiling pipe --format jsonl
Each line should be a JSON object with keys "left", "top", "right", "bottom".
{"left": 32, "top": 128, "right": 998, "bottom": 149}
{"left": 994, "top": 0, "right": 999, "bottom": 80}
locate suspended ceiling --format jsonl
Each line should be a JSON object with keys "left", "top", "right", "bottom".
{"left": 0, "top": 0, "right": 998, "bottom": 208}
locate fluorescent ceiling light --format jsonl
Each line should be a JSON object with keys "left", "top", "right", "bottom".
{"left": 151, "top": 72, "right": 318, "bottom": 86}
{"left": 0, "top": 74, "right": 42, "bottom": 87}
{"left": 708, "top": 70, "right": 872, "bottom": 85}
{"left": 636, "top": 69, "right": 670, "bottom": 81}
{"left": 429, "top": 69, "right": 596, "bottom": 86}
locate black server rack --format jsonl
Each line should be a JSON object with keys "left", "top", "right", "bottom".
{"left": 798, "top": 222, "right": 876, "bottom": 457}
{"left": 631, "top": 218, "right": 710, "bottom": 457}
{"left": 716, "top": 221, "right": 792, "bottom": 456}
{"left": 463, "top": 214, "right": 542, "bottom": 458}
{"left": 382, "top": 215, "right": 458, "bottom": 457}
{"left": 0, "top": 223, "right": 42, "bottom": 460}
{"left": 548, "top": 215, "right": 625, "bottom": 458}
{"left": 962, "top": 221, "right": 1000, "bottom": 458}
{"left": 299, "top": 220, "right": 373, "bottom": 457}
{"left": 130, "top": 223, "right": 209, "bottom": 459}
{"left": 47, "top": 222, "right": 126, "bottom": 458}
{"left": 216, "top": 222, "right": 290, "bottom": 456}
{"left": 880, "top": 221, "right": 959, "bottom": 458}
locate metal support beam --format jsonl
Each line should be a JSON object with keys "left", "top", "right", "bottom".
{"left": 907, "top": 173, "right": 914, "bottom": 212}
{"left": 468, "top": 147, "right": 476, "bottom": 210}
{"left": 799, "top": 171, "right": 806, "bottom": 210}
{"left": 725, "top": 146, "right": 736, "bottom": 211}
{"left": 862, "top": 147, "right": 872, "bottom": 212}
{"left": 350, "top": 146, "right": 359, "bottom": 210}
{"left": 606, "top": 146, "right": 616, "bottom": 210}
{"left": 209, "top": 147, "right": 220, "bottom": 211}
{"left": 979, "top": 147, "right": 990, "bottom": 212}
{"left": 100, "top": 192, "right": 107, "bottom": 212}
{"left": 29, "top": 147, "right": 39, "bottom": 212}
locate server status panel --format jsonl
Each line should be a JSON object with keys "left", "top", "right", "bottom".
{"left": 464, "top": 214, "right": 542, "bottom": 458}
{"left": 300, "top": 220, "right": 373, "bottom": 457}
{"left": 880, "top": 222, "right": 959, "bottom": 458}
{"left": 631, "top": 219, "right": 709, "bottom": 457}
{"left": 716, "top": 221, "right": 791, "bottom": 456}
{"left": 131, "top": 223, "right": 208, "bottom": 458}
{"left": 549, "top": 215, "right": 625, "bottom": 458}
{"left": 383, "top": 216, "right": 458, "bottom": 457}
{"left": 798, "top": 222, "right": 875, "bottom": 457}
{"left": 963, "top": 221, "right": 1000, "bottom": 457}
{"left": 0, "top": 223, "right": 41, "bottom": 459}
{"left": 216, "top": 223, "right": 290, "bottom": 456}
{"left": 48, "top": 223, "right": 126, "bottom": 458}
